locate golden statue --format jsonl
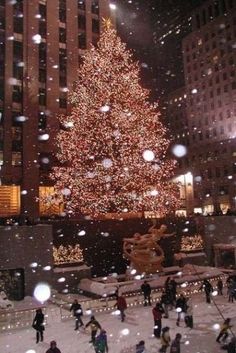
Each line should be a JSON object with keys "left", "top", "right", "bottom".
{"left": 123, "top": 222, "right": 175, "bottom": 274}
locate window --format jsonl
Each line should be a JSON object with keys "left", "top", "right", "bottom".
{"left": 12, "top": 126, "right": 22, "bottom": 141}
{"left": 39, "top": 88, "right": 46, "bottom": 106}
{"left": 39, "top": 4, "right": 46, "bottom": 19}
{"left": 38, "top": 112, "right": 47, "bottom": 129}
{"left": 12, "top": 152, "right": 22, "bottom": 166}
{"left": 39, "top": 68, "right": 46, "bottom": 83}
{"left": 202, "top": 9, "right": 207, "bottom": 25}
{"left": 13, "top": 0, "right": 23, "bottom": 33}
{"left": 78, "top": 15, "right": 86, "bottom": 30}
{"left": 78, "top": 0, "right": 86, "bottom": 11}
{"left": 196, "top": 14, "right": 200, "bottom": 28}
{"left": 220, "top": 126, "right": 224, "bottom": 134}
{"left": 13, "top": 41, "right": 23, "bottom": 62}
{"left": 214, "top": 1, "right": 220, "bottom": 16}
{"left": 39, "top": 20, "right": 46, "bottom": 38}
{"left": 39, "top": 43, "right": 46, "bottom": 67}
{"left": 0, "top": 7, "right": 5, "bottom": 30}
{"left": 220, "top": 0, "right": 226, "bottom": 13}
{"left": 13, "top": 62, "right": 23, "bottom": 80}
{"left": 92, "top": 19, "right": 99, "bottom": 34}
{"left": 224, "top": 85, "right": 228, "bottom": 92}
{"left": 232, "top": 82, "right": 236, "bottom": 90}
{"left": 216, "top": 168, "right": 220, "bottom": 177}
{"left": 59, "top": 48, "right": 67, "bottom": 69}
{"left": 78, "top": 32, "right": 86, "bottom": 49}
{"left": 223, "top": 72, "right": 227, "bottom": 80}
{"left": 59, "top": 96, "right": 67, "bottom": 109}
{"left": 208, "top": 5, "right": 213, "bottom": 20}
{"left": 59, "top": 27, "right": 66, "bottom": 43}
{"left": 91, "top": 0, "right": 99, "bottom": 15}
{"left": 59, "top": 0, "right": 66, "bottom": 22}
{"left": 12, "top": 85, "right": 22, "bottom": 103}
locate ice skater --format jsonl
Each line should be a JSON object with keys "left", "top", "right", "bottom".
{"left": 141, "top": 280, "right": 152, "bottom": 306}
{"left": 32, "top": 308, "right": 45, "bottom": 343}
{"left": 70, "top": 299, "right": 84, "bottom": 330}
{"left": 85, "top": 315, "right": 102, "bottom": 344}
{"left": 45, "top": 340, "right": 61, "bottom": 353}
{"left": 216, "top": 318, "right": 232, "bottom": 343}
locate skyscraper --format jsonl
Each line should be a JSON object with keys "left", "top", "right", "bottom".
{"left": 172, "top": 0, "right": 236, "bottom": 214}
{"left": 0, "top": 0, "right": 111, "bottom": 220}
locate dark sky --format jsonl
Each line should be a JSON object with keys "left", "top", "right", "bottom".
{"left": 114, "top": 0, "right": 207, "bottom": 99}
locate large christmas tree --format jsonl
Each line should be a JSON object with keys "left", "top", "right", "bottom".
{"left": 52, "top": 20, "right": 179, "bottom": 216}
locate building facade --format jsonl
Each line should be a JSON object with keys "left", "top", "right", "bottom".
{"left": 172, "top": 0, "right": 236, "bottom": 214}
{"left": 0, "top": 0, "right": 111, "bottom": 220}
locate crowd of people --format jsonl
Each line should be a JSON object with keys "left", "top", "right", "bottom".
{"left": 31, "top": 275, "right": 236, "bottom": 353}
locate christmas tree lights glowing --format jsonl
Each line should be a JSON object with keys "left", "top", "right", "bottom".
{"left": 52, "top": 20, "right": 179, "bottom": 216}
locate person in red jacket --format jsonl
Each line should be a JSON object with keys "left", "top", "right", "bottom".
{"left": 152, "top": 302, "right": 164, "bottom": 338}
{"left": 115, "top": 295, "right": 127, "bottom": 322}
{"left": 45, "top": 341, "right": 61, "bottom": 353}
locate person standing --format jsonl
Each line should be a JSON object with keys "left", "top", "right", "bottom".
{"left": 45, "top": 341, "right": 61, "bottom": 353}
{"left": 185, "top": 297, "right": 193, "bottom": 329}
{"left": 94, "top": 329, "right": 109, "bottom": 353}
{"left": 85, "top": 315, "right": 102, "bottom": 344}
{"left": 152, "top": 302, "right": 164, "bottom": 338}
{"left": 32, "top": 308, "right": 45, "bottom": 343}
{"left": 199, "top": 279, "right": 213, "bottom": 303}
{"left": 141, "top": 281, "right": 152, "bottom": 306}
{"left": 170, "top": 333, "right": 182, "bottom": 353}
{"left": 160, "top": 291, "right": 171, "bottom": 318}
{"left": 159, "top": 326, "right": 171, "bottom": 353}
{"left": 169, "top": 278, "right": 177, "bottom": 304}
{"left": 217, "top": 278, "right": 223, "bottom": 295}
{"left": 70, "top": 299, "right": 84, "bottom": 330}
{"left": 175, "top": 294, "right": 187, "bottom": 327}
{"left": 115, "top": 295, "right": 127, "bottom": 322}
{"left": 216, "top": 318, "right": 232, "bottom": 343}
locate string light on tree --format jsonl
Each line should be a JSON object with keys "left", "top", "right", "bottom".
{"left": 51, "top": 19, "right": 179, "bottom": 216}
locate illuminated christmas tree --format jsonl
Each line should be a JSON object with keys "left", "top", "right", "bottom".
{"left": 52, "top": 20, "right": 179, "bottom": 216}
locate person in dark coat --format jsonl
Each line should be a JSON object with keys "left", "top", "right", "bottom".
{"left": 94, "top": 329, "right": 108, "bottom": 353}
{"left": 152, "top": 302, "right": 164, "bottom": 338}
{"left": 32, "top": 308, "right": 45, "bottom": 343}
{"left": 115, "top": 295, "right": 127, "bottom": 322}
{"left": 216, "top": 318, "right": 232, "bottom": 343}
{"left": 222, "top": 337, "right": 236, "bottom": 353}
{"left": 70, "top": 299, "right": 84, "bottom": 330}
{"left": 141, "top": 281, "right": 151, "bottom": 306}
{"left": 170, "top": 333, "right": 182, "bottom": 353}
{"left": 199, "top": 279, "right": 213, "bottom": 303}
{"left": 169, "top": 278, "right": 177, "bottom": 304}
{"left": 175, "top": 294, "right": 187, "bottom": 326}
{"left": 217, "top": 278, "right": 223, "bottom": 295}
{"left": 85, "top": 316, "right": 102, "bottom": 344}
{"left": 45, "top": 340, "right": 61, "bottom": 353}
{"left": 160, "top": 291, "right": 171, "bottom": 318}
{"left": 159, "top": 326, "right": 171, "bottom": 353}
{"left": 136, "top": 340, "right": 146, "bottom": 353}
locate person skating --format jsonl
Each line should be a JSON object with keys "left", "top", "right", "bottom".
{"left": 141, "top": 280, "right": 152, "bottom": 306}
{"left": 217, "top": 278, "right": 223, "bottom": 295}
{"left": 170, "top": 333, "right": 182, "bottom": 353}
{"left": 175, "top": 294, "right": 187, "bottom": 327}
{"left": 115, "top": 294, "right": 127, "bottom": 322}
{"left": 199, "top": 279, "right": 213, "bottom": 303}
{"left": 152, "top": 302, "right": 164, "bottom": 338}
{"left": 216, "top": 318, "right": 233, "bottom": 343}
{"left": 159, "top": 326, "right": 171, "bottom": 353}
{"left": 94, "top": 329, "right": 109, "bottom": 353}
{"left": 45, "top": 340, "right": 61, "bottom": 353}
{"left": 85, "top": 315, "right": 102, "bottom": 344}
{"left": 136, "top": 340, "right": 146, "bottom": 353}
{"left": 32, "top": 308, "right": 45, "bottom": 343}
{"left": 70, "top": 299, "right": 84, "bottom": 330}
{"left": 169, "top": 278, "right": 178, "bottom": 304}
{"left": 160, "top": 290, "right": 171, "bottom": 318}
{"left": 222, "top": 337, "right": 236, "bottom": 353}
{"left": 184, "top": 297, "right": 193, "bottom": 329}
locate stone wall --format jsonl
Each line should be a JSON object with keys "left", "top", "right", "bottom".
{"left": 202, "top": 216, "right": 236, "bottom": 266}
{"left": 0, "top": 225, "right": 53, "bottom": 296}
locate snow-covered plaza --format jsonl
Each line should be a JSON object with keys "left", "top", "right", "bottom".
{"left": 1, "top": 291, "right": 236, "bottom": 353}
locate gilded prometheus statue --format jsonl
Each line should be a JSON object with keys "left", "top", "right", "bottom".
{"left": 123, "top": 223, "right": 175, "bottom": 274}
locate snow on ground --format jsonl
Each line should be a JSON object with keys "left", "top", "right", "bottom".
{"left": 0, "top": 292, "right": 236, "bottom": 353}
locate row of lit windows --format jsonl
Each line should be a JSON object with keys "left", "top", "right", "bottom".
{"left": 194, "top": 0, "right": 234, "bottom": 30}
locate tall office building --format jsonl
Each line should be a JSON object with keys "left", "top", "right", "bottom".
{"left": 172, "top": 0, "right": 236, "bottom": 214}
{"left": 0, "top": 0, "right": 111, "bottom": 220}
